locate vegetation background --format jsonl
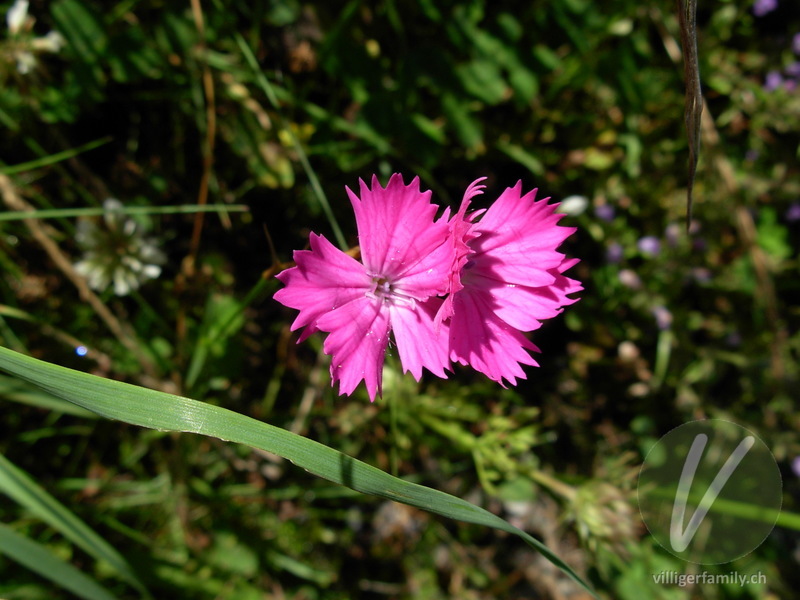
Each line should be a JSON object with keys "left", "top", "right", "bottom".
{"left": 1, "top": 0, "right": 799, "bottom": 598}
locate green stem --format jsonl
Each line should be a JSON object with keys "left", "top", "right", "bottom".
{"left": 644, "top": 486, "right": 798, "bottom": 529}
{"left": 0, "top": 205, "right": 248, "bottom": 222}
{"left": 529, "top": 469, "right": 577, "bottom": 501}
{"left": 0, "top": 137, "right": 112, "bottom": 175}
{"left": 389, "top": 385, "right": 398, "bottom": 477}
{"left": 651, "top": 328, "right": 673, "bottom": 390}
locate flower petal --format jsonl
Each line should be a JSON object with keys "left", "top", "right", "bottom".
{"left": 463, "top": 266, "right": 582, "bottom": 332}
{"left": 434, "top": 179, "right": 486, "bottom": 328}
{"left": 6, "top": 0, "right": 29, "bottom": 35}
{"left": 469, "top": 183, "right": 576, "bottom": 287}
{"left": 317, "top": 297, "right": 391, "bottom": 401}
{"left": 390, "top": 298, "right": 450, "bottom": 380}
{"left": 475, "top": 183, "right": 574, "bottom": 251}
{"left": 444, "top": 183, "right": 579, "bottom": 383}
{"left": 274, "top": 233, "right": 371, "bottom": 341}
{"left": 346, "top": 174, "right": 453, "bottom": 298}
{"left": 449, "top": 288, "right": 539, "bottom": 386}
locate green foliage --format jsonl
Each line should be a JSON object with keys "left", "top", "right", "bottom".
{"left": 1, "top": 0, "right": 799, "bottom": 598}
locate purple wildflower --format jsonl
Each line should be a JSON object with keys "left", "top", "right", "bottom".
{"left": 764, "top": 70, "right": 784, "bottom": 92}
{"left": 637, "top": 236, "right": 661, "bottom": 257}
{"left": 665, "top": 223, "right": 682, "bottom": 248}
{"left": 786, "top": 62, "right": 800, "bottom": 78}
{"left": 594, "top": 204, "right": 615, "bottom": 222}
{"left": 606, "top": 242, "right": 623, "bottom": 264}
{"left": 753, "top": 0, "right": 778, "bottom": 17}
{"left": 651, "top": 306, "right": 673, "bottom": 331}
{"left": 785, "top": 203, "right": 800, "bottom": 222}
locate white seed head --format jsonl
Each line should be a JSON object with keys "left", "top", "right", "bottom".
{"left": 6, "top": 0, "right": 29, "bottom": 35}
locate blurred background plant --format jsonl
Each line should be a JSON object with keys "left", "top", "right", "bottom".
{"left": 73, "top": 198, "right": 166, "bottom": 296}
{"left": 2, "top": 0, "right": 65, "bottom": 76}
{"left": 0, "top": 0, "right": 799, "bottom": 598}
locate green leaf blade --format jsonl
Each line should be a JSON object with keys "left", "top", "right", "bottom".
{"left": 0, "top": 346, "right": 596, "bottom": 597}
{"left": 0, "top": 522, "right": 118, "bottom": 600}
{"left": 0, "top": 453, "right": 148, "bottom": 594}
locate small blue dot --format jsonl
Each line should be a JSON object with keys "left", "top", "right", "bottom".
{"left": 76, "top": 346, "right": 88, "bottom": 357}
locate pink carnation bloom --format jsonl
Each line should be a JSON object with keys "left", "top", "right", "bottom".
{"left": 441, "top": 179, "right": 582, "bottom": 385}
{"left": 274, "top": 174, "right": 454, "bottom": 401}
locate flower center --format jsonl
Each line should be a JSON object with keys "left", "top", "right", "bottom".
{"left": 374, "top": 276, "right": 391, "bottom": 295}
{"left": 366, "top": 274, "right": 414, "bottom": 307}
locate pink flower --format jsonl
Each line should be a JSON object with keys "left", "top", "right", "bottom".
{"left": 275, "top": 174, "right": 581, "bottom": 400}
{"left": 274, "top": 174, "right": 453, "bottom": 400}
{"left": 441, "top": 180, "right": 582, "bottom": 385}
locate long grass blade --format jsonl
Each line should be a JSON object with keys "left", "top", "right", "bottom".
{"left": 0, "top": 453, "right": 148, "bottom": 595}
{"left": 0, "top": 522, "right": 118, "bottom": 600}
{"left": 0, "top": 137, "right": 112, "bottom": 175}
{"left": 0, "top": 204, "right": 248, "bottom": 222}
{"left": 0, "top": 374, "right": 97, "bottom": 417}
{"left": 0, "top": 345, "right": 596, "bottom": 597}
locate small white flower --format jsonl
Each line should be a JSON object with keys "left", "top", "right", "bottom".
{"left": 15, "top": 50, "right": 35, "bottom": 74}
{"left": 31, "top": 30, "right": 66, "bottom": 53}
{"left": 558, "top": 194, "right": 589, "bottom": 216}
{"left": 74, "top": 198, "right": 167, "bottom": 296}
{"left": 6, "top": 0, "right": 29, "bottom": 35}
